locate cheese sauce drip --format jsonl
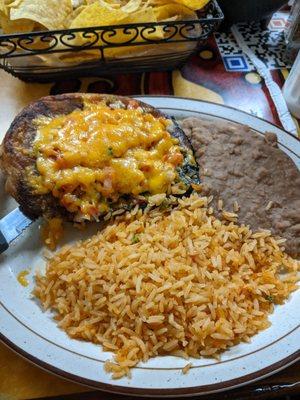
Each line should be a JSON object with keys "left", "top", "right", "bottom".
{"left": 17, "top": 270, "right": 29, "bottom": 287}
{"left": 30, "top": 102, "right": 184, "bottom": 219}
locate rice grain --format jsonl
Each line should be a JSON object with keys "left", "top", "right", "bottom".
{"left": 34, "top": 194, "right": 299, "bottom": 378}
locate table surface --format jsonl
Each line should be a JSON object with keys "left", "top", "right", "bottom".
{"left": 0, "top": 9, "right": 299, "bottom": 399}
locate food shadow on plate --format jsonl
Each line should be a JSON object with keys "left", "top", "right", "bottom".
{"left": 0, "top": 171, "right": 18, "bottom": 218}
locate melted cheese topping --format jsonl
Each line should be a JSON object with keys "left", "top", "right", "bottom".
{"left": 29, "top": 102, "right": 184, "bottom": 219}
{"left": 42, "top": 218, "right": 64, "bottom": 250}
{"left": 17, "top": 270, "right": 29, "bottom": 287}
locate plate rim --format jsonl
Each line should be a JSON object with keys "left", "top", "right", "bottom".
{"left": 1, "top": 96, "right": 299, "bottom": 397}
{"left": 133, "top": 95, "right": 300, "bottom": 144}
{"left": 1, "top": 332, "right": 299, "bottom": 397}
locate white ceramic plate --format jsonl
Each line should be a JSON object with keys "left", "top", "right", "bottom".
{"left": 0, "top": 96, "right": 299, "bottom": 396}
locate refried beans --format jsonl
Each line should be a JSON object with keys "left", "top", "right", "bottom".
{"left": 182, "top": 118, "right": 300, "bottom": 257}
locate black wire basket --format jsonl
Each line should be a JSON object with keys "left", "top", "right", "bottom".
{"left": 0, "top": 0, "right": 223, "bottom": 82}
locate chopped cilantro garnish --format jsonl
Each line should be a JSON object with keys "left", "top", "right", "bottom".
{"left": 132, "top": 235, "right": 140, "bottom": 244}
{"left": 160, "top": 200, "right": 169, "bottom": 210}
{"left": 107, "top": 147, "right": 114, "bottom": 156}
{"left": 265, "top": 295, "right": 274, "bottom": 303}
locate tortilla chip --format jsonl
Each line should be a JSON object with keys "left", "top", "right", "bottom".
{"left": 121, "top": 0, "right": 143, "bottom": 13}
{"left": 0, "top": 0, "right": 5, "bottom": 15}
{"left": 65, "top": 5, "right": 86, "bottom": 28}
{"left": 97, "top": 0, "right": 122, "bottom": 10}
{"left": 0, "top": 14, "right": 34, "bottom": 33}
{"left": 9, "top": 0, "right": 73, "bottom": 30}
{"left": 5, "top": 0, "right": 22, "bottom": 9}
{"left": 99, "top": 8, "right": 163, "bottom": 59}
{"left": 72, "top": 0, "right": 85, "bottom": 8}
{"left": 0, "top": 0, "right": 16, "bottom": 18}
{"left": 58, "top": 49, "right": 100, "bottom": 64}
{"left": 0, "top": 0, "right": 203, "bottom": 60}
{"left": 70, "top": 2, "right": 128, "bottom": 28}
{"left": 86, "top": 0, "right": 121, "bottom": 5}
{"left": 149, "top": 0, "right": 179, "bottom": 6}
{"left": 105, "top": 39, "right": 196, "bottom": 59}
{"left": 69, "top": 4, "right": 163, "bottom": 50}
{"left": 154, "top": 3, "right": 196, "bottom": 20}
{"left": 122, "top": 7, "right": 163, "bottom": 37}
{"left": 173, "top": 0, "right": 210, "bottom": 11}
